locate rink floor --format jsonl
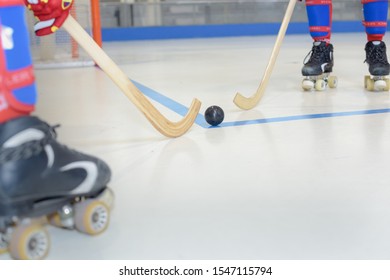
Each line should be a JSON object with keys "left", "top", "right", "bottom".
{"left": 2, "top": 32, "right": 390, "bottom": 260}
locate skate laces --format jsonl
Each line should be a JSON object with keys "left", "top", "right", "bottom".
{"left": 365, "top": 43, "right": 389, "bottom": 66}
{"left": 304, "top": 44, "right": 326, "bottom": 65}
{"left": 0, "top": 124, "right": 59, "bottom": 163}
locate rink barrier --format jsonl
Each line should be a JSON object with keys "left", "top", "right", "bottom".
{"left": 101, "top": 20, "right": 390, "bottom": 41}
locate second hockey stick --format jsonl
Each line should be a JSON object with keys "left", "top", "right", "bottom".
{"left": 62, "top": 15, "right": 201, "bottom": 138}
{"left": 233, "top": 0, "right": 298, "bottom": 110}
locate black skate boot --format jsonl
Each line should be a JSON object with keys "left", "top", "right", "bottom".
{"left": 364, "top": 41, "right": 390, "bottom": 91}
{"left": 0, "top": 116, "right": 114, "bottom": 259}
{"left": 301, "top": 41, "right": 338, "bottom": 91}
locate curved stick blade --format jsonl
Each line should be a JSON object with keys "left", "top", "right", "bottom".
{"left": 63, "top": 15, "right": 201, "bottom": 138}
{"left": 233, "top": 0, "right": 297, "bottom": 110}
{"left": 233, "top": 90, "right": 264, "bottom": 110}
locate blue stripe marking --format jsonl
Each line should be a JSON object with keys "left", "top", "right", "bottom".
{"left": 132, "top": 81, "right": 206, "bottom": 127}
{"left": 132, "top": 80, "right": 390, "bottom": 129}
{"left": 214, "top": 108, "right": 390, "bottom": 128}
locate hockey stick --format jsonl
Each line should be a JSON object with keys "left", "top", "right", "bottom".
{"left": 62, "top": 15, "right": 201, "bottom": 138}
{"left": 233, "top": 0, "right": 298, "bottom": 110}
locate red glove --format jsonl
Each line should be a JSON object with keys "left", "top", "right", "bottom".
{"left": 25, "top": 0, "right": 74, "bottom": 36}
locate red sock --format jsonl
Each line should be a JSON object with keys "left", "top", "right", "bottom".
{"left": 367, "top": 34, "right": 384, "bottom": 42}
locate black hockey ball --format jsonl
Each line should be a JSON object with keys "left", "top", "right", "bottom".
{"left": 205, "top": 105, "right": 224, "bottom": 126}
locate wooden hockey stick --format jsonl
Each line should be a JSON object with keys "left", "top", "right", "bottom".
{"left": 233, "top": 0, "right": 298, "bottom": 110}
{"left": 62, "top": 15, "right": 201, "bottom": 138}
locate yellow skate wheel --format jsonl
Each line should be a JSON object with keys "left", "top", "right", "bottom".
{"left": 366, "top": 76, "right": 375, "bottom": 91}
{"left": 0, "top": 247, "right": 7, "bottom": 254}
{"left": 328, "top": 76, "right": 338, "bottom": 88}
{"left": 74, "top": 200, "right": 110, "bottom": 235}
{"left": 0, "top": 232, "right": 8, "bottom": 254}
{"left": 315, "top": 79, "right": 326, "bottom": 91}
{"left": 367, "top": 78, "right": 375, "bottom": 91}
{"left": 8, "top": 223, "right": 50, "bottom": 260}
{"left": 47, "top": 213, "right": 63, "bottom": 228}
{"left": 364, "top": 75, "right": 371, "bottom": 89}
{"left": 385, "top": 79, "right": 390, "bottom": 91}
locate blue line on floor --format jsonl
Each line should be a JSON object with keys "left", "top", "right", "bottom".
{"left": 133, "top": 80, "right": 390, "bottom": 129}
{"left": 215, "top": 108, "right": 390, "bottom": 128}
{"left": 132, "top": 80, "right": 207, "bottom": 127}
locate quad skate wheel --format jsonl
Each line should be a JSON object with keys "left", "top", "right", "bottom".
{"left": 97, "top": 187, "right": 115, "bottom": 209}
{"left": 364, "top": 75, "right": 371, "bottom": 89}
{"left": 374, "top": 80, "right": 388, "bottom": 91}
{"left": 315, "top": 79, "right": 326, "bottom": 91}
{"left": 328, "top": 76, "right": 338, "bottom": 88}
{"left": 365, "top": 77, "right": 375, "bottom": 91}
{"left": 48, "top": 213, "right": 63, "bottom": 228}
{"left": 386, "top": 79, "right": 390, "bottom": 91}
{"left": 74, "top": 200, "right": 110, "bottom": 235}
{"left": 8, "top": 223, "right": 50, "bottom": 260}
{"left": 302, "top": 79, "right": 314, "bottom": 91}
{"left": 0, "top": 232, "right": 8, "bottom": 254}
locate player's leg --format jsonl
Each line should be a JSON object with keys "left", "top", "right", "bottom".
{"left": 301, "top": 0, "right": 336, "bottom": 91}
{"left": 0, "top": 1, "right": 113, "bottom": 259}
{"left": 362, "top": 0, "right": 390, "bottom": 78}
{"left": 302, "top": 0, "right": 334, "bottom": 76}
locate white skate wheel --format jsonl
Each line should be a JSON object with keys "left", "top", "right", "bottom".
{"left": 315, "top": 79, "right": 326, "bottom": 91}
{"left": 374, "top": 80, "right": 387, "bottom": 91}
{"left": 74, "top": 200, "right": 110, "bottom": 235}
{"left": 8, "top": 223, "right": 50, "bottom": 260}
{"left": 328, "top": 76, "right": 338, "bottom": 88}
{"left": 302, "top": 79, "right": 314, "bottom": 91}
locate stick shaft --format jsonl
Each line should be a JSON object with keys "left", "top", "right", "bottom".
{"left": 234, "top": 0, "right": 298, "bottom": 110}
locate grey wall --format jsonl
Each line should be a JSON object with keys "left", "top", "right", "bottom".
{"left": 100, "top": 0, "right": 381, "bottom": 28}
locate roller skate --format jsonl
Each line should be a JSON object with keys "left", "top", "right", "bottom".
{"left": 364, "top": 41, "right": 390, "bottom": 92}
{"left": 301, "top": 41, "right": 338, "bottom": 91}
{"left": 0, "top": 116, "right": 114, "bottom": 260}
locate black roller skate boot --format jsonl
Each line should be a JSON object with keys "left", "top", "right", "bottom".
{"left": 0, "top": 116, "right": 114, "bottom": 259}
{"left": 302, "top": 41, "right": 338, "bottom": 91}
{"left": 364, "top": 41, "right": 390, "bottom": 91}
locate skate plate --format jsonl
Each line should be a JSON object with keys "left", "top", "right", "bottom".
{"left": 364, "top": 75, "right": 390, "bottom": 92}
{"left": 0, "top": 187, "right": 114, "bottom": 260}
{"left": 302, "top": 73, "right": 338, "bottom": 91}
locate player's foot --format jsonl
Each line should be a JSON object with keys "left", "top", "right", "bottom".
{"left": 0, "top": 116, "right": 113, "bottom": 259}
{"left": 302, "top": 41, "right": 334, "bottom": 76}
{"left": 365, "top": 41, "right": 390, "bottom": 76}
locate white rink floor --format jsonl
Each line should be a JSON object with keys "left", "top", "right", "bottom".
{"left": 2, "top": 33, "right": 390, "bottom": 260}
